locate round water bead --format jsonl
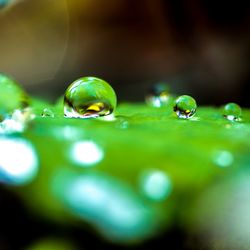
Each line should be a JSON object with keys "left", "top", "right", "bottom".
{"left": 0, "top": 73, "right": 29, "bottom": 118}
{"left": 64, "top": 77, "right": 117, "bottom": 118}
{"left": 145, "top": 83, "right": 170, "bottom": 107}
{"left": 173, "top": 95, "right": 197, "bottom": 119}
{"left": 223, "top": 102, "right": 242, "bottom": 121}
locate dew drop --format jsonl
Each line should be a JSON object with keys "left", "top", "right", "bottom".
{"left": 145, "top": 83, "right": 170, "bottom": 107}
{"left": 64, "top": 77, "right": 117, "bottom": 119}
{"left": 174, "top": 95, "right": 197, "bottom": 119}
{"left": 41, "top": 108, "right": 54, "bottom": 118}
{"left": 223, "top": 102, "right": 242, "bottom": 121}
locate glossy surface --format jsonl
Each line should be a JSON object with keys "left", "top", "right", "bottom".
{"left": 64, "top": 77, "right": 117, "bottom": 119}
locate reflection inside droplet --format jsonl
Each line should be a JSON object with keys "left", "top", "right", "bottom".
{"left": 64, "top": 77, "right": 117, "bottom": 119}
{"left": 140, "top": 169, "right": 172, "bottom": 201}
{"left": 0, "top": 137, "right": 39, "bottom": 185}
{"left": 70, "top": 141, "right": 104, "bottom": 167}
{"left": 174, "top": 95, "right": 197, "bottom": 119}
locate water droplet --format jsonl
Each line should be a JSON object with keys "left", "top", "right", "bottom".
{"left": 0, "top": 73, "right": 29, "bottom": 119}
{"left": 145, "top": 83, "right": 170, "bottom": 107}
{"left": 0, "top": 137, "right": 39, "bottom": 185}
{"left": 64, "top": 77, "right": 117, "bottom": 119}
{"left": 140, "top": 169, "right": 172, "bottom": 201}
{"left": 70, "top": 141, "right": 104, "bottom": 167}
{"left": 174, "top": 95, "right": 197, "bottom": 119}
{"left": 0, "top": 108, "right": 34, "bottom": 134}
{"left": 223, "top": 103, "right": 242, "bottom": 121}
{"left": 41, "top": 108, "right": 54, "bottom": 118}
{"left": 213, "top": 150, "right": 234, "bottom": 168}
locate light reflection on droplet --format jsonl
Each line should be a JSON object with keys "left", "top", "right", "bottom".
{"left": 140, "top": 169, "right": 172, "bottom": 201}
{"left": 0, "top": 108, "right": 34, "bottom": 134}
{"left": 213, "top": 150, "right": 234, "bottom": 168}
{"left": 70, "top": 141, "right": 104, "bottom": 166}
{"left": 0, "top": 137, "right": 38, "bottom": 185}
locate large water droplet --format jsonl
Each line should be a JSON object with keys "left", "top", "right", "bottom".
{"left": 64, "top": 77, "right": 117, "bottom": 119}
{"left": 223, "top": 102, "right": 242, "bottom": 121}
{"left": 0, "top": 137, "right": 39, "bottom": 185}
{"left": 174, "top": 95, "right": 197, "bottom": 119}
{"left": 145, "top": 83, "right": 170, "bottom": 107}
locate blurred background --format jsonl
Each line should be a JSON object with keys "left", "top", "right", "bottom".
{"left": 0, "top": 0, "right": 249, "bottom": 105}
{"left": 0, "top": 0, "right": 250, "bottom": 249}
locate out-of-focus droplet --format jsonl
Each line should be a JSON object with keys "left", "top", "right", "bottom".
{"left": 0, "top": 73, "right": 29, "bottom": 118}
{"left": 70, "top": 141, "right": 104, "bottom": 167}
{"left": 54, "top": 171, "right": 158, "bottom": 242}
{"left": 213, "top": 150, "right": 234, "bottom": 168}
{"left": 41, "top": 108, "right": 54, "bottom": 118}
{"left": 64, "top": 77, "right": 117, "bottom": 119}
{"left": 174, "top": 95, "right": 197, "bottom": 119}
{"left": 140, "top": 169, "right": 172, "bottom": 201}
{"left": 0, "top": 137, "right": 39, "bottom": 185}
{"left": 145, "top": 83, "right": 170, "bottom": 107}
{"left": 223, "top": 102, "right": 242, "bottom": 121}
{"left": 0, "top": 108, "right": 34, "bottom": 134}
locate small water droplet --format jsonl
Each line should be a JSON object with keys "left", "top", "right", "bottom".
{"left": 41, "top": 108, "right": 54, "bottom": 118}
{"left": 174, "top": 95, "right": 197, "bottom": 119}
{"left": 64, "top": 77, "right": 117, "bottom": 119}
{"left": 145, "top": 83, "right": 170, "bottom": 107}
{"left": 223, "top": 103, "right": 242, "bottom": 121}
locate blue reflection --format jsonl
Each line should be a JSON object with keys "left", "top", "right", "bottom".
{"left": 54, "top": 171, "right": 157, "bottom": 241}
{"left": 0, "top": 137, "right": 39, "bottom": 185}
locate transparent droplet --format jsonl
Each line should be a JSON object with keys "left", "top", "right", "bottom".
{"left": 145, "top": 83, "right": 170, "bottom": 107}
{"left": 0, "top": 73, "right": 29, "bottom": 119}
{"left": 64, "top": 77, "right": 117, "bottom": 119}
{"left": 223, "top": 102, "right": 242, "bottom": 121}
{"left": 41, "top": 108, "right": 54, "bottom": 118}
{"left": 0, "top": 137, "right": 39, "bottom": 185}
{"left": 174, "top": 95, "right": 197, "bottom": 119}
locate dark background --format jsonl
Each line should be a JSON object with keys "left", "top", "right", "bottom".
{"left": 0, "top": 0, "right": 249, "bottom": 105}
{"left": 0, "top": 0, "right": 250, "bottom": 249}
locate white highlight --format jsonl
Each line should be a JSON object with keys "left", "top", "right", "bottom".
{"left": 141, "top": 170, "right": 172, "bottom": 201}
{"left": 71, "top": 141, "right": 104, "bottom": 166}
{"left": 0, "top": 137, "right": 38, "bottom": 185}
